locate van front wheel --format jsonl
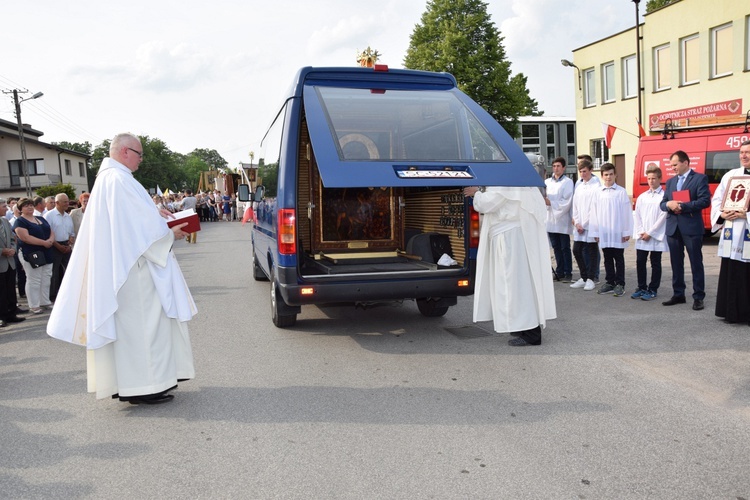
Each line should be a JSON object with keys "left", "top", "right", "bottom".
{"left": 416, "top": 298, "right": 450, "bottom": 317}
{"left": 270, "top": 268, "right": 297, "bottom": 328}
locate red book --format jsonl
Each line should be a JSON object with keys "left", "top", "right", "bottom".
{"left": 167, "top": 209, "right": 201, "bottom": 233}
{"left": 673, "top": 190, "right": 691, "bottom": 202}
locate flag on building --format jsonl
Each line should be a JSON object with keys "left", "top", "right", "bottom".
{"left": 637, "top": 119, "right": 647, "bottom": 138}
{"left": 601, "top": 122, "right": 616, "bottom": 149}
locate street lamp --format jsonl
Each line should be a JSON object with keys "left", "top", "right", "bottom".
{"left": 560, "top": 59, "right": 581, "bottom": 91}
{"left": 11, "top": 90, "right": 44, "bottom": 198}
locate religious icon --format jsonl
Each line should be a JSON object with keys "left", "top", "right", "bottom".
{"left": 721, "top": 176, "right": 750, "bottom": 212}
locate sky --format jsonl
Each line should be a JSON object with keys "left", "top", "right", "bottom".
{"left": 0, "top": 0, "right": 644, "bottom": 168}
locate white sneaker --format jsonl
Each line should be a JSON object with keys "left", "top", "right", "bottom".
{"left": 584, "top": 279, "right": 596, "bottom": 291}
{"left": 570, "top": 278, "right": 585, "bottom": 289}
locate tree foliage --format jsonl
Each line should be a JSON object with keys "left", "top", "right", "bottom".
{"left": 36, "top": 183, "right": 77, "bottom": 201}
{"left": 645, "top": 0, "right": 677, "bottom": 13}
{"left": 403, "top": 0, "right": 541, "bottom": 136}
{"left": 86, "top": 138, "right": 228, "bottom": 194}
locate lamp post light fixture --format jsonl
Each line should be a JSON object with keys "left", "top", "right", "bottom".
{"left": 560, "top": 59, "right": 582, "bottom": 91}
{"left": 11, "top": 89, "right": 44, "bottom": 198}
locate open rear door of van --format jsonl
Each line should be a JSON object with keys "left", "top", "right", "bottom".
{"left": 302, "top": 83, "right": 543, "bottom": 189}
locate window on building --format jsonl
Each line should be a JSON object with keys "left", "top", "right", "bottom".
{"left": 654, "top": 44, "right": 671, "bottom": 91}
{"left": 566, "top": 123, "right": 576, "bottom": 166}
{"left": 78, "top": 162, "right": 85, "bottom": 177}
{"left": 583, "top": 68, "right": 596, "bottom": 107}
{"left": 622, "top": 55, "right": 637, "bottom": 99}
{"left": 711, "top": 23, "right": 733, "bottom": 78}
{"left": 8, "top": 159, "right": 45, "bottom": 186}
{"left": 521, "top": 123, "right": 540, "bottom": 154}
{"left": 602, "top": 62, "right": 615, "bottom": 103}
{"left": 681, "top": 34, "right": 700, "bottom": 85}
{"left": 590, "top": 139, "right": 609, "bottom": 169}
{"left": 545, "top": 124, "right": 556, "bottom": 166}
{"left": 64, "top": 159, "right": 71, "bottom": 176}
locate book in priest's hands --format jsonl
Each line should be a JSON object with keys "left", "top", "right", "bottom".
{"left": 167, "top": 208, "right": 201, "bottom": 233}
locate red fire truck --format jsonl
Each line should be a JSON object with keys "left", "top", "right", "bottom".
{"left": 633, "top": 122, "right": 750, "bottom": 232}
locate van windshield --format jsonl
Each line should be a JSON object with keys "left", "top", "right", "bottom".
{"left": 313, "top": 86, "right": 508, "bottom": 163}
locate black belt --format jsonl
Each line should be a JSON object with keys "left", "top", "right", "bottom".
{"left": 56, "top": 241, "right": 70, "bottom": 245}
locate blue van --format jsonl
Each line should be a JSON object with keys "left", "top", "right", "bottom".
{"left": 238, "top": 66, "right": 543, "bottom": 327}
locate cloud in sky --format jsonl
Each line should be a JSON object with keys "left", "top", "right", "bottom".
{"left": 0, "top": 0, "right": 644, "bottom": 168}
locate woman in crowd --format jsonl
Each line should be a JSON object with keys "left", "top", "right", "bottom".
{"left": 13, "top": 197, "right": 55, "bottom": 314}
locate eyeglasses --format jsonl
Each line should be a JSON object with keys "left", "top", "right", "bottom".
{"left": 127, "top": 147, "right": 144, "bottom": 158}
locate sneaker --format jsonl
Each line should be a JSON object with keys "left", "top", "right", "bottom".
{"left": 613, "top": 284, "right": 625, "bottom": 297}
{"left": 630, "top": 289, "right": 645, "bottom": 299}
{"left": 583, "top": 279, "right": 596, "bottom": 291}
{"left": 561, "top": 275, "right": 573, "bottom": 283}
{"left": 570, "top": 278, "right": 586, "bottom": 289}
{"left": 594, "top": 278, "right": 601, "bottom": 285}
{"left": 597, "top": 283, "right": 615, "bottom": 294}
{"left": 641, "top": 290, "right": 657, "bottom": 301}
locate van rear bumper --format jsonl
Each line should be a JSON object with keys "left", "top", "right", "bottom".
{"left": 276, "top": 264, "right": 476, "bottom": 306}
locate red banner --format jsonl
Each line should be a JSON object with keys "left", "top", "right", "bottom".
{"left": 648, "top": 99, "right": 743, "bottom": 130}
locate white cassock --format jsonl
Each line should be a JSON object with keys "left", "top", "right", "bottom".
{"left": 47, "top": 158, "right": 197, "bottom": 399}
{"left": 472, "top": 187, "right": 557, "bottom": 333}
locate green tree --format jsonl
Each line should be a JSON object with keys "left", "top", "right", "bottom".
{"left": 189, "top": 148, "right": 228, "bottom": 170}
{"left": 646, "top": 0, "right": 677, "bottom": 13}
{"left": 403, "top": 0, "right": 540, "bottom": 136}
{"left": 36, "top": 183, "right": 77, "bottom": 201}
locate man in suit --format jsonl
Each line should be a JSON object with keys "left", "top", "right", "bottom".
{"left": 660, "top": 150, "right": 711, "bottom": 310}
{"left": 0, "top": 198, "right": 25, "bottom": 327}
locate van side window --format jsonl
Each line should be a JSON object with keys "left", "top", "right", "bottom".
{"left": 258, "top": 102, "right": 287, "bottom": 198}
{"left": 705, "top": 151, "right": 737, "bottom": 183}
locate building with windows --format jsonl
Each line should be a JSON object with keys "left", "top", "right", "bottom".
{"left": 568, "top": 0, "right": 750, "bottom": 194}
{"left": 0, "top": 118, "right": 90, "bottom": 197}
{"left": 515, "top": 116, "right": 576, "bottom": 176}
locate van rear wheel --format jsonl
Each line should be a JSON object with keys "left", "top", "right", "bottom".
{"left": 270, "top": 268, "right": 297, "bottom": 328}
{"left": 416, "top": 298, "right": 450, "bottom": 317}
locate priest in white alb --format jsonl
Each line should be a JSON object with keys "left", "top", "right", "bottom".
{"left": 463, "top": 186, "right": 556, "bottom": 346}
{"left": 47, "top": 132, "right": 196, "bottom": 405}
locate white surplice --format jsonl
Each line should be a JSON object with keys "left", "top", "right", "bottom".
{"left": 544, "top": 174, "right": 574, "bottom": 235}
{"left": 634, "top": 187, "right": 669, "bottom": 252}
{"left": 711, "top": 167, "right": 750, "bottom": 261}
{"left": 47, "top": 158, "right": 197, "bottom": 398}
{"left": 589, "top": 184, "right": 633, "bottom": 249}
{"left": 472, "top": 187, "right": 557, "bottom": 333}
{"left": 571, "top": 176, "right": 600, "bottom": 243}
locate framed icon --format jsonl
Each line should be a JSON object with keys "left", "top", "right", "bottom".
{"left": 721, "top": 175, "right": 750, "bottom": 212}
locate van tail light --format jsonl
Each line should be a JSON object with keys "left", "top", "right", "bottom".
{"left": 469, "top": 205, "right": 480, "bottom": 248}
{"left": 278, "top": 209, "right": 297, "bottom": 255}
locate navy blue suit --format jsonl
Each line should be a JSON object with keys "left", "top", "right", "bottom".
{"left": 659, "top": 170, "right": 711, "bottom": 300}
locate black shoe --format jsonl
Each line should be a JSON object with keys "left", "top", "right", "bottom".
{"left": 508, "top": 337, "right": 540, "bottom": 346}
{"left": 126, "top": 394, "right": 174, "bottom": 405}
{"left": 4, "top": 316, "right": 25, "bottom": 323}
{"left": 662, "top": 296, "right": 686, "bottom": 306}
{"left": 15, "top": 306, "right": 29, "bottom": 314}
{"left": 692, "top": 299, "right": 704, "bottom": 311}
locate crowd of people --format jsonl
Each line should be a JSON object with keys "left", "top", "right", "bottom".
{"left": 465, "top": 140, "right": 750, "bottom": 348}
{"left": 152, "top": 189, "right": 247, "bottom": 223}
{"left": 544, "top": 143, "right": 750, "bottom": 321}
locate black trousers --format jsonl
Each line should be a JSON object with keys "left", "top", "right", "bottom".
{"left": 602, "top": 247, "right": 625, "bottom": 286}
{"left": 573, "top": 241, "right": 598, "bottom": 281}
{"left": 636, "top": 249, "right": 662, "bottom": 292}
{"left": 0, "top": 266, "right": 17, "bottom": 319}
{"left": 50, "top": 245, "right": 71, "bottom": 301}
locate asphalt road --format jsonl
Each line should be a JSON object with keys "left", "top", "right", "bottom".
{"left": 1, "top": 220, "right": 749, "bottom": 499}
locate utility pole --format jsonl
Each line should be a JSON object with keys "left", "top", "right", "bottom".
{"left": 5, "top": 89, "right": 43, "bottom": 198}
